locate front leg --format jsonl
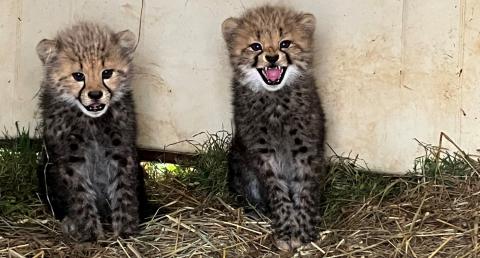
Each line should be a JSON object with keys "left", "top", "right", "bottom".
{"left": 289, "top": 163, "right": 319, "bottom": 246}
{"left": 290, "top": 144, "right": 324, "bottom": 246}
{"left": 54, "top": 134, "right": 103, "bottom": 241}
{"left": 253, "top": 156, "right": 297, "bottom": 251}
{"left": 61, "top": 164, "right": 104, "bottom": 241}
{"left": 265, "top": 175, "right": 297, "bottom": 252}
{"left": 107, "top": 147, "right": 140, "bottom": 238}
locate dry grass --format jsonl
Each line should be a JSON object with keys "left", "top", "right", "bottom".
{"left": 1, "top": 132, "right": 480, "bottom": 257}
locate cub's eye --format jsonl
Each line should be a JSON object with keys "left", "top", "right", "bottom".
{"left": 249, "top": 43, "right": 262, "bottom": 51}
{"left": 280, "top": 40, "right": 292, "bottom": 48}
{"left": 72, "top": 72, "right": 85, "bottom": 81}
{"left": 102, "top": 69, "right": 114, "bottom": 79}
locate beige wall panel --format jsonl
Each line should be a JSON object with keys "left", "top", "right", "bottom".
{"left": 459, "top": 0, "right": 480, "bottom": 152}
{"left": 0, "top": 0, "right": 477, "bottom": 173}
{"left": 0, "top": 0, "right": 18, "bottom": 133}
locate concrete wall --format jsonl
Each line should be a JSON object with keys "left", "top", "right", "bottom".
{"left": 1, "top": 0, "right": 479, "bottom": 173}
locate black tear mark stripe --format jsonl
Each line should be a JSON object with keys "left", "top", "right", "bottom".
{"left": 102, "top": 79, "right": 113, "bottom": 96}
{"left": 78, "top": 80, "right": 86, "bottom": 100}
{"left": 253, "top": 51, "right": 263, "bottom": 68}
{"left": 102, "top": 68, "right": 121, "bottom": 96}
{"left": 280, "top": 50, "right": 292, "bottom": 65}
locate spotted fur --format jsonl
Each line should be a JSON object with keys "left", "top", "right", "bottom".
{"left": 36, "top": 22, "right": 145, "bottom": 241}
{"left": 222, "top": 6, "right": 326, "bottom": 251}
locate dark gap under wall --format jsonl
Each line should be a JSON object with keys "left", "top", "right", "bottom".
{"left": 0, "top": 138, "right": 195, "bottom": 163}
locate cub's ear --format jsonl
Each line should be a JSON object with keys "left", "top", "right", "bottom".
{"left": 36, "top": 39, "right": 57, "bottom": 64}
{"left": 298, "top": 13, "right": 316, "bottom": 34}
{"left": 116, "top": 30, "right": 137, "bottom": 53}
{"left": 222, "top": 17, "right": 239, "bottom": 41}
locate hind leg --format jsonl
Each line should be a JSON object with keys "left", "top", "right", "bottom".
{"left": 287, "top": 155, "right": 324, "bottom": 249}
{"left": 38, "top": 148, "right": 103, "bottom": 242}
{"left": 136, "top": 163, "right": 152, "bottom": 222}
{"left": 37, "top": 157, "right": 69, "bottom": 220}
{"left": 228, "top": 147, "right": 267, "bottom": 211}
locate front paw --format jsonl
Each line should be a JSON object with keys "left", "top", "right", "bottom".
{"left": 275, "top": 239, "right": 292, "bottom": 252}
{"left": 289, "top": 237, "right": 303, "bottom": 250}
{"left": 112, "top": 215, "right": 139, "bottom": 238}
{"left": 275, "top": 237, "right": 305, "bottom": 252}
{"left": 62, "top": 216, "right": 104, "bottom": 242}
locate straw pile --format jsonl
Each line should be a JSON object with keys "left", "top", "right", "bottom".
{"left": 1, "top": 131, "right": 480, "bottom": 257}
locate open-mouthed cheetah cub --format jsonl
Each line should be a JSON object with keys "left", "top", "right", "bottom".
{"left": 222, "top": 5, "right": 326, "bottom": 251}
{"left": 36, "top": 22, "right": 145, "bottom": 241}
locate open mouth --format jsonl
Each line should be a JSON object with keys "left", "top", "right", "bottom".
{"left": 257, "top": 66, "right": 287, "bottom": 86}
{"left": 85, "top": 103, "right": 106, "bottom": 112}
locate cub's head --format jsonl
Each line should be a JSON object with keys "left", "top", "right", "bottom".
{"left": 222, "top": 5, "right": 316, "bottom": 92}
{"left": 36, "top": 22, "right": 136, "bottom": 118}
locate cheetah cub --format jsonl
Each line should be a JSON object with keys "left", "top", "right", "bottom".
{"left": 222, "top": 5, "right": 326, "bottom": 251}
{"left": 36, "top": 22, "right": 145, "bottom": 241}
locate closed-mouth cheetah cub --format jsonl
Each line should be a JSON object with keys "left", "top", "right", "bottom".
{"left": 222, "top": 5, "right": 326, "bottom": 251}
{"left": 36, "top": 22, "right": 146, "bottom": 241}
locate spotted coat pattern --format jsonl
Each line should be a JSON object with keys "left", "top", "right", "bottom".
{"left": 36, "top": 22, "right": 145, "bottom": 241}
{"left": 222, "top": 5, "right": 326, "bottom": 251}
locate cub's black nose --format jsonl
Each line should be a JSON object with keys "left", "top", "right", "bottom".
{"left": 265, "top": 55, "right": 279, "bottom": 64}
{"left": 88, "top": 90, "right": 103, "bottom": 100}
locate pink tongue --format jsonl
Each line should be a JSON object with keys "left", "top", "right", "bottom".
{"left": 266, "top": 68, "right": 281, "bottom": 81}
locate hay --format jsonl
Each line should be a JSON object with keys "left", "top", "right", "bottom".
{"left": 1, "top": 132, "right": 480, "bottom": 257}
{"left": 1, "top": 179, "right": 276, "bottom": 258}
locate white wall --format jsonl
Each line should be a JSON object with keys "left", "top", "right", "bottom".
{"left": 1, "top": 0, "right": 479, "bottom": 173}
